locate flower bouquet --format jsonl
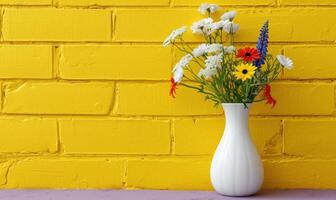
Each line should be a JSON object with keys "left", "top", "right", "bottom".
{"left": 164, "top": 4, "right": 293, "bottom": 107}
{"left": 163, "top": 3, "right": 293, "bottom": 197}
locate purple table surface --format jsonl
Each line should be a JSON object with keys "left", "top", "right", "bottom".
{"left": 0, "top": 189, "right": 335, "bottom": 200}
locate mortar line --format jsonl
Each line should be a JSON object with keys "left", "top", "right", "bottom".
{"left": 0, "top": 154, "right": 211, "bottom": 160}
{"left": 110, "top": 82, "right": 119, "bottom": 115}
{"left": 110, "top": 10, "right": 115, "bottom": 41}
{"left": 3, "top": 154, "right": 336, "bottom": 161}
{"left": 0, "top": 113, "right": 336, "bottom": 119}
{"left": 0, "top": 82, "right": 4, "bottom": 112}
{"left": 0, "top": 79, "right": 333, "bottom": 83}
{"left": 53, "top": 45, "right": 62, "bottom": 79}
{"left": 0, "top": 79, "right": 333, "bottom": 87}
{"left": 53, "top": 0, "right": 60, "bottom": 8}
{"left": 277, "top": 5, "right": 336, "bottom": 8}
{"left": 107, "top": 82, "right": 117, "bottom": 115}
{"left": 0, "top": 41, "right": 336, "bottom": 45}
{"left": 56, "top": 119, "right": 63, "bottom": 154}
{"left": 0, "top": 7, "right": 4, "bottom": 41}
{"left": 0, "top": 5, "right": 54, "bottom": 8}
{"left": 51, "top": 5, "right": 336, "bottom": 9}
{"left": 169, "top": 119, "right": 175, "bottom": 155}
{"left": 169, "top": 0, "right": 174, "bottom": 8}
{"left": 51, "top": 45, "right": 56, "bottom": 78}
{"left": 2, "top": 160, "right": 19, "bottom": 186}
{"left": 333, "top": 82, "right": 336, "bottom": 115}
{"left": 122, "top": 160, "right": 128, "bottom": 189}
{"left": 1, "top": 4, "right": 336, "bottom": 8}
{"left": 280, "top": 119, "right": 285, "bottom": 155}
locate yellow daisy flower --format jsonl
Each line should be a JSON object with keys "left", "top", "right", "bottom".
{"left": 233, "top": 63, "right": 257, "bottom": 81}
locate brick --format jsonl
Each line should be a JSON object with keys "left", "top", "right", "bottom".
{"left": 3, "top": 8, "right": 111, "bottom": 41}
{"left": 174, "top": 118, "right": 281, "bottom": 156}
{"left": 174, "top": 0, "right": 275, "bottom": 6}
{"left": 58, "top": 0, "right": 169, "bottom": 6}
{"left": 114, "top": 9, "right": 336, "bottom": 42}
{"left": 115, "top": 82, "right": 222, "bottom": 116}
{"left": 0, "top": 118, "right": 57, "bottom": 153}
{"left": 3, "top": 82, "right": 114, "bottom": 115}
{"left": 251, "top": 83, "right": 334, "bottom": 116}
{"left": 59, "top": 45, "right": 171, "bottom": 80}
{"left": 284, "top": 119, "right": 336, "bottom": 157}
{"left": 126, "top": 158, "right": 211, "bottom": 190}
{"left": 281, "top": 0, "right": 336, "bottom": 5}
{"left": 0, "top": 0, "right": 51, "bottom": 5}
{"left": 0, "top": 45, "right": 52, "bottom": 79}
{"left": 59, "top": 119, "right": 171, "bottom": 154}
{"left": 6, "top": 158, "right": 124, "bottom": 188}
{"left": 235, "top": 9, "right": 336, "bottom": 42}
{"left": 264, "top": 160, "right": 336, "bottom": 189}
{"left": 284, "top": 46, "right": 336, "bottom": 79}
{"left": 114, "top": 9, "right": 196, "bottom": 42}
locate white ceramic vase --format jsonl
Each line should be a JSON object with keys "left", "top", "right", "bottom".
{"left": 210, "top": 103, "right": 263, "bottom": 196}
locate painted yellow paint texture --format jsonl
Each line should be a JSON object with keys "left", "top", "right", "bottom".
{"left": 0, "top": 0, "right": 334, "bottom": 190}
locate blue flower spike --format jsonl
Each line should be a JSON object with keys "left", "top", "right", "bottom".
{"left": 254, "top": 20, "right": 269, "bottom": 67}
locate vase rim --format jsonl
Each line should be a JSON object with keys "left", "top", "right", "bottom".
{"left": 221, "top": 103, "right": 252, "bottom": 105}
{"left": 221, "top": 103, "right": 252, "bottom": 109}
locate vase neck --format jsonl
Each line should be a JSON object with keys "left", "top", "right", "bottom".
{"left": 222, "top": 103, "right": 250, "bottom": 132}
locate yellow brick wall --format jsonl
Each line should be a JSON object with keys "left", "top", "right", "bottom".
{"left": 0, "top": 0, "right": 334, "bottom": 190}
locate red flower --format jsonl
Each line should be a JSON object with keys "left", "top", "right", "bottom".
{"left": 170, "top": 77, "right": 178, "bottom": 98}
{"left": 264, "top": 84, "right": 276, "bottom": 107}
{"left": 236, "top": 47, "right": 260, "bottom": 62}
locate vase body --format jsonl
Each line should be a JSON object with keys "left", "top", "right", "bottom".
{"left": 210, "top": 103, "right": 263, "bottom": 196}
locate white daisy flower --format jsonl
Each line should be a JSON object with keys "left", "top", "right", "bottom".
{"left": 179, "top": 54, "right": 193, "bottom": 67}
{"left": 203, "top": 25, "right": 215, "bottom": 36}
{"left": 220, "top": 10, "right": 237, "bottom": 21}
{"left": 223, "top": 22, "right": 239, "bottom": 34}
{"left": 199, "top": 53, "right": 223, "bottom": 79}
{"left": 173, "top": 66, "right": 184, "bottom": 83}
{"left": 193, "top": 44, "right": 223, "bottom": 57}
{"left": 163, "top": 26, "right": 187, "bottom": 47}
{"left": 276, "top": 55, "right": 294, "bottom": 69}
{"left": 210, "top": 20, "right": 229, "bottom": 32}
{"left": 191, "top": 18, "right": 213, "bottom": 35}
{"left": 173, "top": 54, "right": 193, "bottom": 71}
{"left": 206, "top": 44, "right": 223, "bottom": 53}
{"left": 198, "top": 3, "right": 219, "bottom": 15}
{"left": 192, "top": 44, "right": 207, "bottom": 57}
{"left": 205, "top": 53, "right": 223, "bottom": 70}
{"left": 172, "top": 54, "right": 193, "bottom": 83}
{"left": 198, "top": 67, "right": 217, "bottom": 79}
